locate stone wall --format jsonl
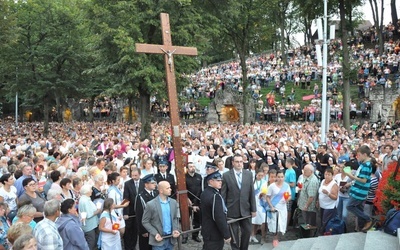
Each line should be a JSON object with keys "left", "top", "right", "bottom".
{"left": 206, "top": 88, "right": 255, "bottom": 124}
{"left": 369, "top": 86, "right": 400, "bottom": 122}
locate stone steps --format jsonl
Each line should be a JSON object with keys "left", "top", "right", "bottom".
{"left": 248, "top": 230, "right": 400, "bottom": 250}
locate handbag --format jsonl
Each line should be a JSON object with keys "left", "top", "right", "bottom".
{"left": 383, "top": 208, "right": 400, "bottom": 236}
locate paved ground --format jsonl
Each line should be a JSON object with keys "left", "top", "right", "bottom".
{"left": 175, "top": 212, "right": 359, "bottom": 250}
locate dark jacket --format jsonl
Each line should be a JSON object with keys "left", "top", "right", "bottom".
{"left": 56, "top": 214, "right": 89, "bottom": 250}
{"left": 123, "top": 179, "right": 144, "bottom": 216}
{"left": 221, "top": 169, "right": 257, "bottom": 218}
{"left": 135, "top": 189, "right": 159, "bottom": 234}
{"left": 200, "top": 186, "right": 230, "bottom": 241}
{"left": 154, "top": 173, "right": 176, "bottom": 199}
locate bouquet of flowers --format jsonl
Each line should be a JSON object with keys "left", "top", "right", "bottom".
{"left": 374, "top": 161, "right": 400, "bottom": 214}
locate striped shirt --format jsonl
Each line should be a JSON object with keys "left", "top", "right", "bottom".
{"left": 366, "top": 176, "right": 379, "bottom": 203}
{"left": 349, "top": 161, "right": 372, "bottom": 201}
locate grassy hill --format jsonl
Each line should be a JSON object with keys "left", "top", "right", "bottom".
{"left": 197, "top": 80, "right": 360, "bottom": 108}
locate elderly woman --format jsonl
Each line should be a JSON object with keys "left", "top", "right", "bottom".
{"left": 56, "top": 199, "right": 89, "bottom": 250}
{"left": 47, "top": 189, "right": 62, "bottom": 201}
{"left": 7, "top": 223, "right": 33, "bottom": 248}
{"left": 90, "top": 174, "right": 106, "bottom": 203}
{"left": 318, "top": 168, "right": 338, "bottom": 233}
{"left": 18, "top": 178, "right": 45, "bottom": 222}
{"left": 78, "top": 184, "right": 101, "bottom": 250}
{"left": 13, "top": 203, "right": 37, "bottom": 227}
{"left": 71, "top": 177, "right": 83, "bottom": 203}
{"left": 12, "top": 233, "right": 37, "bottom": 250}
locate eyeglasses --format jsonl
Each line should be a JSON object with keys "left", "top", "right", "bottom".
{"left": 27, "top": 183, "right": 37, "bottom": 187}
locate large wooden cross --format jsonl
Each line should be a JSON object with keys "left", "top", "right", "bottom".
{"left": 136, "top": 13, "right": 198, "bottom": 234}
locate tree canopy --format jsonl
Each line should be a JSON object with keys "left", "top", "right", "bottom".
{"left": 0, "top": 0, "right": 387, "bottom": 135}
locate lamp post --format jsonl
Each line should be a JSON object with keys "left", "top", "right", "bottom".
{"left": 321, "top": 0, "right": 328, "bottom": 143}
{"left": 316, "top": 0, "right": 334, "bottom": 143}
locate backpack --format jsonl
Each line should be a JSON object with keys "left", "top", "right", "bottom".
{"left": 324, "top": 216, "right": 346, "bottom": 235}
{"left": 383, "top": 208, "right": 400, "bottom": 236}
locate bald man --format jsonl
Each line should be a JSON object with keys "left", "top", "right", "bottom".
{"left": 142, "top": 181, "right": 180, "bottom": 250}
{"left": 297, "top": 164, "right": 319, "bottom": 228}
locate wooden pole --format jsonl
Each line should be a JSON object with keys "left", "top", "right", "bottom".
{"left": 135, "top": 13, "right": 197, "bottom": 233}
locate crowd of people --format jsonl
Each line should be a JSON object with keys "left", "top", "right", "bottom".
{"left": 0, "top": 118, "right": 396, "bottom": 249}
{"left": 179, "top": 22, "right": 400, "bottom": 123}
{"left": 0, "top": 19, "right": 399, "bottom": 250}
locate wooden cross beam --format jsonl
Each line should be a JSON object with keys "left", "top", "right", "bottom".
{"left": 135, "top": 13, "right": 198, "bottom": 233}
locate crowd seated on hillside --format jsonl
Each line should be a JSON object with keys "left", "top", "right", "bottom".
{"left": 0, "top": 118, "right": 398, "bottom": 247}
{"left": 185, "top": 21, "right": 400, "bottom": 122}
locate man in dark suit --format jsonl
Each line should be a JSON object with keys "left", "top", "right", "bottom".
{"left": 221, "top": 154, "right": 256, "bottom": 250}
{"left": 184, "top": 162, "right": 203, "bottom": 243}
{"left": 154, "top": 161, "right": 177, "bottom": 199}
{"left": 123, "top": 167, "right": 144, "bottom": 250}
{"left": 135, "top": 174, "right": 159, "bottom": 250}
{"left": 142, "top": 181, "right": 180, "bottom": 249}
{"left": 201, "top": 171, "right": 231, "bottom": 250}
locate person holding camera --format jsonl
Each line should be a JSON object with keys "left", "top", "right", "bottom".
{"left": 334, "top": 160, "right": 351, "bottom": 224}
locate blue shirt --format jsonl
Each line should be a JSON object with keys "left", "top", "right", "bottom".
{"left": 349, "top": 161, "right": 372, "bottom": 200}
{"left": 159, "top": 197, "right": 172, "bottom": 235}
{"left": 284, "top": 168, "right": 296, "bottom": 201}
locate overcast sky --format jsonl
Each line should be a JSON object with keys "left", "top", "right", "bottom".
{"left": 292, "top": 1, "right": 399, "bottom": 45}
{"left": 360, "top": 0, "right": 398, "bottom": 25}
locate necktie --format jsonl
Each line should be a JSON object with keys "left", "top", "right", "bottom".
{"left": 163, "top": 174, "right": 166, "bottom": 179}
{"left": 135, "top": 181, "right": 139, "bottom": 193}
{"left": 237, "top": 172, "right": 242, "bottom": 189}
{"left": 150, "top": 191, "right": 154, "bottom": 197}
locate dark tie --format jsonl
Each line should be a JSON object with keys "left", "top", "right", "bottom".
{"left": 163, "top": 174, "right": 166, "bottom": 179}
{"left": 150, "top": 191, "right": 154, "bottom": 197}
{"left": 237, "top": 172, "right": 242, "bottom": 189}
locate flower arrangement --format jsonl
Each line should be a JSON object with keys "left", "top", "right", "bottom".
{"left": 374, "top": 161, "right": 400, "bottom": 214}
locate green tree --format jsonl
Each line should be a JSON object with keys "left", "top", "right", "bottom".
{"left": 86, "top": 0, "right": 208, "bottom": 138}
{"left": 203, "top": 0, "right": 275, "bottom": 124}
{"left": 1, "top": 0, "right": 89, "bottom": 134}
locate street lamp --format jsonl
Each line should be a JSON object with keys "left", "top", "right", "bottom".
{"left": 315, "top": 0, "right": 335, "bottom": 143}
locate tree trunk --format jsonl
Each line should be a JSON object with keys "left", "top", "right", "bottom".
{"left": 339, "top": 0, "right": 351, "bottom": 131}
{"left": 379, "top": 0, "right": 384, "bottom": 53}
{"left": 128, "top": 95, "right": 133, "bottom": 124}
{"left": 43, "top": 94, "right": 50, "bottom": 137}
{"left": 280, "top": 19, "right": 287, "bottom": 65}
{"left": 55, "top": 95, "right": 63, "bottom": 122}
{"left": 391, "top": 0, "right": 399, "bottom": 36}
{"left": 139, "top": 87, "right": 151, "bottom": 140}
{"left": 349, "top": 7, "right": 354, "bottom": 36}
{"left": 303, "top": 17, "right": 307, "bottom": 45}
{"left": 88, "top": 96, "right": 95, "bottom": 122}
{"left": 370, "top": 0, "right": 384, "bottom": 54}
{"left": 239, "top": 50, "right": 249, "bottom": 124}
